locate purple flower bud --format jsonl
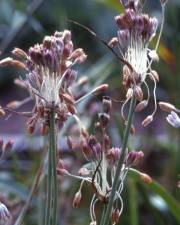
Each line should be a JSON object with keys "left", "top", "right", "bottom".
{"left": 117, "top": 29, "right": 130, "bottom": 50}
{"left": 148, "top": 17, "right": 158, "bottom": 41}
{"left": 106, "top": 147, "right": 121, "bottom": 166}
{"left": 125, "top": 8, "right": 136, "bottom": 24}
{"left": 92, "top": 143, "right": 102, "bottom": 160}
{"left": 127, "top": 150, "right": 144, "bottom": 166}
{"left": 166, "top": 111, "right": 180, "bottom": 128}
{"left": 134, "top": 15, "right": 144, "bottom": 31}
{"left": 88, "top": 135, "right": 97, "bottom": 148}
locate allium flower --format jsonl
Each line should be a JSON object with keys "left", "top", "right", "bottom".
{"left": 0, "top": 30, "right": 92, "bottom": 133}
{"left": 58, "top": 97, "right": 144, "bottom": 224}
{"left": 108, "top": 0, "right": 165, "bottom": 126}
{"left": 166, "top": 111, "right": 180, "bottom": 128}
{"left": 0, "top": 30, "right": 108, "bottom": 133}
{"left": 0, "top": 202, "right": 11, "bottom": 223}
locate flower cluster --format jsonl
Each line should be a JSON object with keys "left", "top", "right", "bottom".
{"left": 58, "top": 96, "right": 144, "bottom": 225}
{"left": 0, "top": 30, "right": 88, "bottom": 131}
{"left": 109, "top": 0, "right": 162, "bottom": 126}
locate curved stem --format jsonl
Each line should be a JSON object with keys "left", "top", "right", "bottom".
{"left": 100, "top": 95, "right": 136, "bottom": 225}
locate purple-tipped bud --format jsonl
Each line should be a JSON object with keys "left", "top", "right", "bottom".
{"left": 57, "top": 159, "right": 68, "bottom": 175}
{"left": 106, "top": 147, "right": 121, "bottom": 165}
{"left": 88, "top": 135, "right": 97, "bottom": 148}
{"left": 127, "top": 150, "right": 144, "bottom": 166}
{"left": 73, "top": 190, "right": 82, "bottom": 208}
{"left": 103, "top": 96, "right": 112, "bottom": 114}
{"left": 3, "top": 139, "right": 13, "bottom": 154}
{"left": 134, "top": 15, "right": 144, "bottom": 31}
{"left": 125, "top": 8, "right": 136, "bottom": 23}
{"left": 117, "top": 29, "right": 130, "bottom": 50}
{"left": 99, "top": 113, "right": 110, "bottom": 127}
{"left": 148, "top": 17, "right": 158, "bottom": 41}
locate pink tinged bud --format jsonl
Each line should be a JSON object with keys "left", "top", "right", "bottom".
{"left": 106, "top": 147, "right": 121, "bottom": 165}
{"left": 134, "top": 86, "right": 143, "bottom": 101}
{"left": 142, "top": 115, "right": 153, "bottom": 127}
{"left": 0, "top": 57, "right": 26, "bottom": 69}
{"left": 135, "top": 100, "right": 148, "bottom": 112}
{"left": 159, "top": 102, "right": 176, "bottom": 112}
{"left": 0, "top": 108, "right": 5, "bottom": 117}
{"left": 0, "top": 202, "right": 11, "bottom": 222}
{"left": 108, "top": 37, "right": 119, "bottom": 48}
{"left": 73, "top": 190, "right": 82, "bottom": 208}
{"left": 7, "top": 101, "right": 21, "bottom": 109}
{"left": 112, "top": 208, "right": 120, "bottom": 224}
{"left": 134, "top": 15, "right": 144, "bottom": 31}
{"left": 0, "top": 57, "right": 13, "bottom": 66}
{"left": 69, "top": 48, "right": 87, "bottom": 63}
{"left": 57, "top": 159, "right": 68, "bottom": 175}
{"left": 61, "top": 30, "right": 72, "bottom": 43}
{"left": 148, "top": 17, "right": 158, "bottom": 41}
{"left": 150, "top": 70, "right": 159, "bottom": 82}
{"left": 12, "top": 48, "right": 28, "bottom": 60}
{"left": 91, "top": 84, "right": 108, "bottom": 95}
{"left": 61, "top": 93, "right": 75, "bottom": 105}
{"left": 103, "top": 96, "right": 112, "bottom": 114}
{"left": 3, "top": 139, "right": 13, "bottom": 154}
{"left": 126, "top": 88, "right": 133, "bottom": 99}
{"left": 127, "top": 150, "right": 144, "bottom": 166}
{"left": 117, "top": 29, "right": 130, "bottom": 50}
{"left": 166, "top": 111, "right": 180, "bottom": 128}
{"left": 140, "top": 173, "right": 152, "bottom": 184}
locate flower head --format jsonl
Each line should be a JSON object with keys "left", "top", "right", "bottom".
{"left": 0, "top": 30, "right": 88, "bottom": 131}
{"left": 108, "top": 0, "right": 163, "bottom": 126}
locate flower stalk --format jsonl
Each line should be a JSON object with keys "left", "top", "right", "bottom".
{"left": 45, "top": 108, "right": 58, "bottom": 225}
{"left": 100, "top": 94, "right": 136, "bottom": 225}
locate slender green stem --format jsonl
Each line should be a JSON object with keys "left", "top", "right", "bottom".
{"left": 101, "top": 95, "right": 136, "bottom": 225}
{"left": 45, "top": 130, "right": 53, "bottom": 225}
{"left": 45, "top": 109, "right": 58, "bottom": 225}
{"left": 50, "top": 110, "right": 58, "bottom": 225}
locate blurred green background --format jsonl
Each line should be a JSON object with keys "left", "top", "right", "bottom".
{"left": 0, "top": 0, "right": 179, "bottom": 225}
